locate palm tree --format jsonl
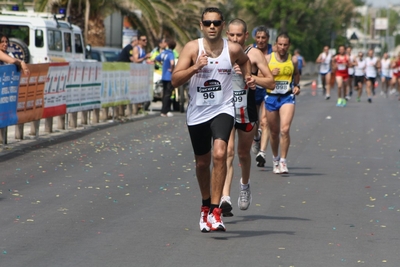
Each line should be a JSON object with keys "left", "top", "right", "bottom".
{"left": 34, "top": 0, "right": 229, "bottom": 48}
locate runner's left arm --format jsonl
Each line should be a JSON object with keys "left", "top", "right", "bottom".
{"left": 229, "top": 42, "right": 255, "bottom": 89}
{"left": 292, "top": 55, "right": 300, "bottom": 95}
{"left": 250, "top": 48, "right": 275, "bottom": 89}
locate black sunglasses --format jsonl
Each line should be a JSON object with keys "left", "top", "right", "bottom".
{"left": 202, "top": 20, "right": 223, "bottom": 27}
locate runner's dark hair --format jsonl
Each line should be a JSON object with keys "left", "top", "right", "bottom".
{"left": 256, "top": 26, "right": 269, "bottom": 37}
{"left": 202, "top": 7, "right": 224, "bottom": 21}
{"left": 276, "top": 32, "right": 290, "bottom": 43}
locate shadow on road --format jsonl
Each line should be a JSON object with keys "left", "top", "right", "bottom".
{"left": 211, "top": 230, "right": 296, "bottom": 240}
{"left": 225, "top": 215, "right": 311, "bottom": 225}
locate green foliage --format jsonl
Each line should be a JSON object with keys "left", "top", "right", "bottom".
{"left": 235, "top": 0, "right": 357, "bottom": 60}
{"left": 396, "top": 34, "right": 400, "bottom": 47}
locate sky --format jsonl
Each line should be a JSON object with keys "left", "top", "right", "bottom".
{"left": 366, "top": 0, "right": 397, "bottom": 7}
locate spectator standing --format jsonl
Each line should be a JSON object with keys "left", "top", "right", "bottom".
{"left": 0, "top": 34, "right": 30, "bottom": 75}
{"left": 117, "top": 36, "right": 137, "bottom": 62}
{"left": 155, "top": 39, "right": 176, "bottom": 117}
{"left": 132, "top": 35, "right": 151, "bottom": 64}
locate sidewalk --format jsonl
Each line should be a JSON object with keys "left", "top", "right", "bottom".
{"left": 0, "top": 108, "right": 160, "bottom": 156}
{"left": 299, "top": 73, "right": 317, "bottom": 87}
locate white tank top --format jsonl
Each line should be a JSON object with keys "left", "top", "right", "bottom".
{"left": 354, "top": 58, "right": 366, "bottom": 76}
{"left": 187, "top": 38, "right": 234, "bottom": 126}
{"left": 365, "top": 57, "right": 378, "bottom": 78}
{"left": 319, "top": 52, "right": 332, "bottom": 74}
{"left": 348, "top": 55, "right": 355, "bottom": 75}
{"left": 381, "top": 58, "right": 391, "bottom": 77}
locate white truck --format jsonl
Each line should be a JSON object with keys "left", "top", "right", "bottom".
{"left": 0, "top": 11, "right": 87, "bottom": 63}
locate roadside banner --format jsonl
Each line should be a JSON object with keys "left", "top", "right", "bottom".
{"left": 42, "top": 62, "right": 68, "bottom": 118}
{"left": 66, "top": 62, "right": 82, "bottom": 113}
{"left": 17, "top": 63, "right": 45, "bottom": 123}
{"left": 80, "top": 62, "right": 101, "bottom": 110}
{"left": 129, "top": 64, "right": 152, "bottom": 104}
{"left": 100, "top": 62, "right": 113, "bottom": 107}
{"left": 0, "top": 65, "right": 20, "bottom": 128}
{"left": 101, "top": 63, "right": 130, "bottom": 107}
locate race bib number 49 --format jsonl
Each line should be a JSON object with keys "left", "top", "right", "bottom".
{"left": 196, "top": 79, "right": 223, "bottom": 106}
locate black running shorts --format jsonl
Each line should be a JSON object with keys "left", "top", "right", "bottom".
{"left": 187, "top": 113, "right": 234, "bottom": 156}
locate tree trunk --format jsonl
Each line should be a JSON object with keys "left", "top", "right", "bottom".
{"left": 65, "top": 0, "right": 72, "bottom": 21}
{"left": 78, "top": 0, "right": 82, "bottom": 14}
{"left": 84, "top": 0, "right": 90, "bottom": 44}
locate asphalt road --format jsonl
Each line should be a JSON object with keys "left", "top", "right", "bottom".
{"left": 1, "top": 83, "right": 400, "bottom": 267}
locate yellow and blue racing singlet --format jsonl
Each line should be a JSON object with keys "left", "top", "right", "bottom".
{"left": 267, "top": 52, "right": 294, "bottom": 94}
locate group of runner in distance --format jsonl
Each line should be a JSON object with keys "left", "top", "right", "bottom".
{"left": 316, "top": 45, "right": 400, "bottom": 106}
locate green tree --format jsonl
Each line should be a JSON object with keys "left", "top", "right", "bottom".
{"left": 235, "top": 0, "right": 360, "bottom": 60}
{"left": 34, "top": 0, "right": 208, "bottom": 49}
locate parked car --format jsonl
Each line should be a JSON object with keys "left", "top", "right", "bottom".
{"left": 88, "top": 46, "right": 121, "bottom": 62}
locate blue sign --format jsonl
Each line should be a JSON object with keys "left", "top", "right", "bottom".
{"left": 0, "top": 65, "right": 20, "bottom": 128}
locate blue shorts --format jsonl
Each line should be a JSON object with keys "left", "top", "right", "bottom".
{"left": 255, "top": 86, "right": 266, "bottom": 106}
{"left": 264, "top": 94, "right": 295, "bottom": 112}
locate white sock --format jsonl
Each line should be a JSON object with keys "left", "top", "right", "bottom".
{"left": 280, "top": 158, "right": 286, "bottom": 163}
{"left": 240, "top": 178, "right": 249, "bottom": 190}
{"left": 273, "top": 155, "right": 280, "bottom": 161}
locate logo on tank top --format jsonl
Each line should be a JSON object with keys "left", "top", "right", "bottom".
{"left": 196, "top": 79, "right": 223, "bottom": 106}
{"left": 218, "top": 69, "right": 232, "bottom": 75}
{"left": 196, "top": 67, "right": 212, "bottom": 78}
{"left": 283, "top": 66, "right": 292, "bottom": 76}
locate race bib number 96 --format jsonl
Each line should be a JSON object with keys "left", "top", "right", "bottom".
{"left": 196, "top": 79, "right": 223, "bottom": 106}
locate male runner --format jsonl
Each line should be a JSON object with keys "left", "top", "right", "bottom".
{"left": 252, "top": 26, "right": 273, "bottom": 168}
{"left": 392, "top": 53, "right": 400, "bottom": 100}
{"left": 353, "top": 51, "right": 366, "bottom": 102}
{"left": 172, "top": 7, "right": 255, "bottom": 232}
{"left": 332, "top": 45, "right": 350, "bottom": 107}
{"left": 316, "top": 46, "right": 332, "bottom": 100}
{"left": 365, "top": 49, "right": 380, "bottom": 103}
{"left": 265, "top": 33, "right": 300, "bottom": 174}
{"left": 380, "top": 52, "right": 391, "bottom": 97}
{"left": 346, "top": 46, "right": 355, "bottom": 99}
{"left": 220, "top": 19, "right": 275, "bottom": 216}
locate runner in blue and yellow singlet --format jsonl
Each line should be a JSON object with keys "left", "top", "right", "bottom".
{"left": 265, "top": 33, "right": 300, "bottom": 174}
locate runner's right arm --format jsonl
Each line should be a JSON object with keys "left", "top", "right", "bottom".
{"left": 172, "top": 40, "right": 204, "bottom": 88}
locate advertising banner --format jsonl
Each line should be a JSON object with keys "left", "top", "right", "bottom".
{"left": 80, "top": 62, "right": 102, "bottom": 110}
{"left": 129, "top": 63, "right": 152, "bottom": 104}
{"left": 101, "top": 63, "right": 130, "bottom": 107}
{"left": 17, "top": 63, "right": 46, "bottom": 123}
{"left": 0, "top": 65, "right": 20, "bottom": 128}
{"left": 42, "top": 62, "right": 68, "bottom": 118}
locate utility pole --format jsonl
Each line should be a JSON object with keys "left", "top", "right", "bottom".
{"left": 363, "top": 6, "right": 368, "bottom": 51}
{"left": 386, "top": 7, "right": 390, "bottom": 52}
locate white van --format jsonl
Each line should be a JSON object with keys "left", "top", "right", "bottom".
{"left": 0, "top": 11, "right": 86, "bottom": 63}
